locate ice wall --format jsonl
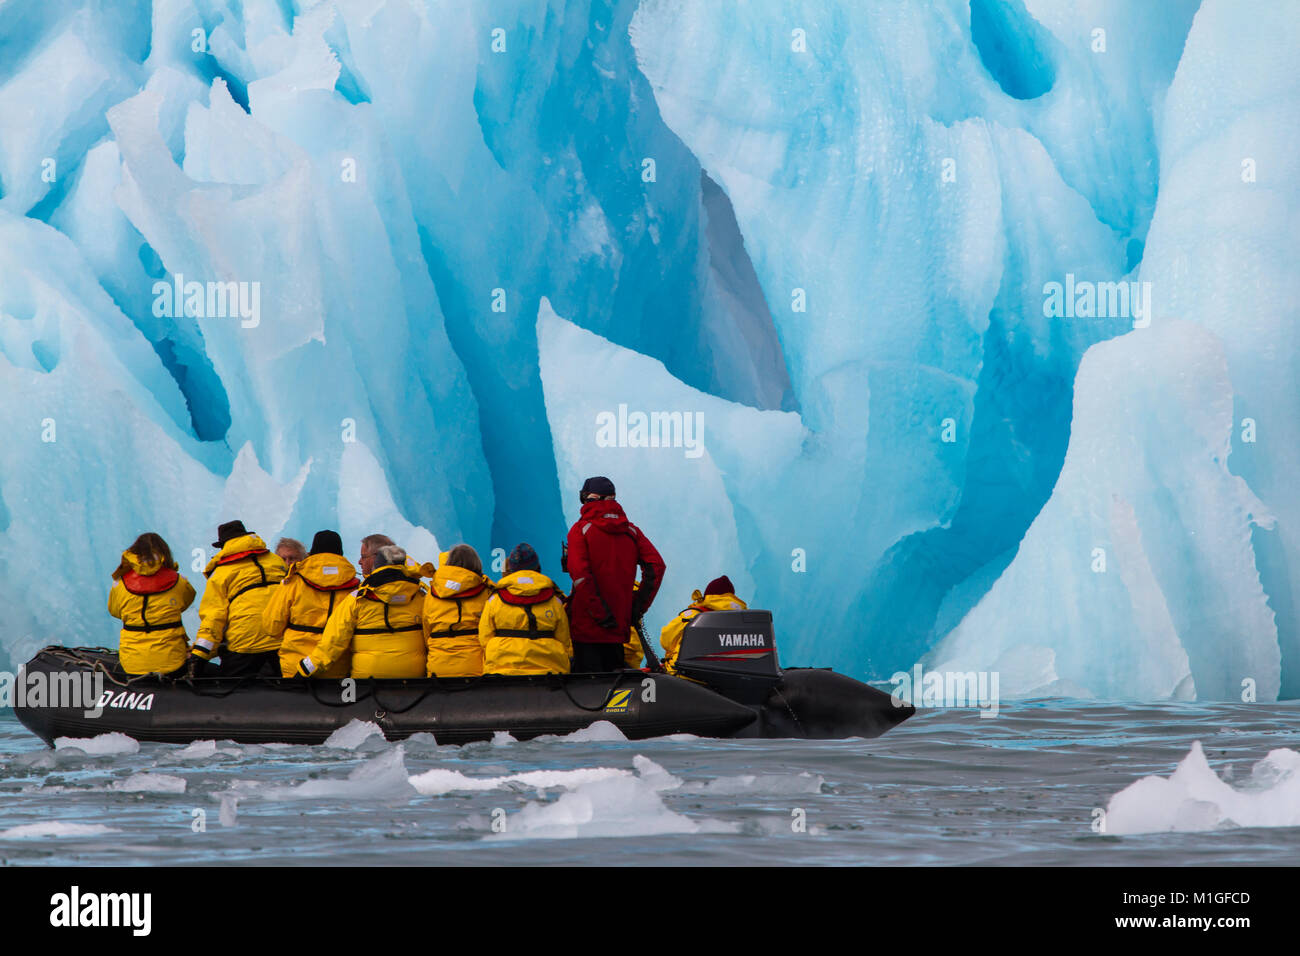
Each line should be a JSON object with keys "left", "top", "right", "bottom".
{"left": 0, "top": 0, "right": 1295, "bottom": 697}
{"left": 928, "top": 0, "right": 1300, "bottom": 698}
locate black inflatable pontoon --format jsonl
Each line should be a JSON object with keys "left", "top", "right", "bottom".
{"left": 14, "top": 610, "right": 914, "bottom": 745}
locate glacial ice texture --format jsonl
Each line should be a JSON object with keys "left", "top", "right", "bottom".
{"left": 0, "top": 0, "right": 1295, "bottom": 699}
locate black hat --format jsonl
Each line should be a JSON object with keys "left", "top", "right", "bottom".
{"left": 212, "top": 520, "right": 248, "bottom": 548}
{"left": 506, "top": 543, "right": 542, "bottom": 574}
{"left": 580, "top": 476, "right": 616, "bottom": 500}
{"left": 309, "top": 529, "right": 344, "bottom": 556}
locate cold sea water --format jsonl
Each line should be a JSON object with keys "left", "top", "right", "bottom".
{"left": 0, "top": 698, "right": 1296, "bottom": 866}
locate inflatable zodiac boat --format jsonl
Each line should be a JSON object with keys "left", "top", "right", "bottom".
{"left": 14, "top": 610, "right": 914, "bottom": 745}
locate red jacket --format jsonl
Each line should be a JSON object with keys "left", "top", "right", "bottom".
{"left": 565, "top": 499, "right": 666, "bottom": 644}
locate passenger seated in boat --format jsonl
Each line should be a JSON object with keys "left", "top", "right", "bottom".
{"left": 358, "top": 533, "right": 394, "bottom": 576}
{"left": 360, "top": 532, "right": 425, "bottom": 576}
{"left": 659, "top": 576, "right": 747, "bottom": 675}
{"left": 478, "top": 544, "right": 572, "bottom": 676}
{"left": 264, "top": 530, "right": 358, "bottom": 678}
{"left": 275, "top": 537, "right": 308, "bottom": 567}
{"left": 108, "top": 533, "right": 196, "bottom": 677}
{"left": 297, "top": 544, "right": 427, "bottom": 679}
{"left": 191, "top": 520, "right": 288, "bottom": 678}
{"left": 423, "top": 544, "right": 495, "bottom": 677}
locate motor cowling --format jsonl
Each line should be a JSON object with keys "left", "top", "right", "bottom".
{"left": 675, "top": 609, "right": 782, "bottom": 705}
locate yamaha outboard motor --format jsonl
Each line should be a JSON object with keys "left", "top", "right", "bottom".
{"left": 676, "top": 609, "right": 916, "bottom": 738}
{"left": 675, "top": 610, "right": 782, "bottom": 705}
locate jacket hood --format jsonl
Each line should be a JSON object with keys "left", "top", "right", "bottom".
{"left": 432, "top": 563, "right": 491, "bottom": 599}
{"left": 291, "top": 553, "right": 358, "bottom": 590}
{"left": 204, "top": 533, "right": 270, "bottom": 574}
{"left": 115, "top": 548, "right": 181, "bottom": 594}
{"left": 578, "top": 499, "right": 629, "bottom": 533}
{"left": 690, "top": 591, "right": 747, "bottom": 612}
{"left": 113, "top": 548, "right": 177, "bottom": 580}
{"left": 359, "top": 564, "right": 425, "bottom": 604}
{"left": 497, "top": 570, "right": 557, "bottom": 597}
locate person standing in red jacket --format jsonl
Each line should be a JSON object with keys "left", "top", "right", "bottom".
{"left": 564, "top": 476, "right": 666, "bottom": 672}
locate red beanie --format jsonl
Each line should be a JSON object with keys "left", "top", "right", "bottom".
{"left": 704, "top": 575, "right": 734, "bottom": 597}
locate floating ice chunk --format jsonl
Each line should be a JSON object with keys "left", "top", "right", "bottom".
{"left": 53, "top": 733, "right": 140, "bottom": 755}
{"left": 631, "top": 755, "right": 682, "bottom": 792}
{"left": 534, "top": 721, "right": 628, "bottom": 743}
{"left": 176, "top": 740, "right": 218, "bottom": 759}
{"left": 402, "top": 732, "right": 439, "bottom": 753}
{"left": 11, "top": 750, "right": 56, "bottom": 771}
{"left": 0, "top": 822, "right": 121, "bottom": 840}
{"left": 681, "top": 772, "right": 825, "bottom": 797}
{"left": 484, "top": 764, "right": 737, "bottom": 841}
{"left": 323, "top": 719, "right": 386, "bottom": 750}
{"left": 166, "top": 740, "right": 246, "bottom": 761}
{"left": 251, "top": 746, "right": 415, "bottom": 802}
{"left": 410, "top": 766, "right": 630, "bottom": 797}
{"left": 219, "top": 793, "right": 239, "bottom": 828}
{"left": 490, "top": 731, "right": 518, "bottom": 747}
{"left": 1105, "top": 741, "right": 1300, "bottom": 834}
{"left": 111, "top": 772, "right": 186, "bottom": 794}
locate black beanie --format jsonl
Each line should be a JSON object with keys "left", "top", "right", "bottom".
{"left": 580, "top": 476, "right": 616, "bottom": 500}
{"left": 309, "top": 529, "right": 344, "bottom": 556}
{"left": 506, "top": 543, "right": 542, "bottom": 574}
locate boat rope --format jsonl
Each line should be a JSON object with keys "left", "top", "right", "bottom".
{"left": 39, "top": 646, "right": 152, "bottom": 689}
{"left": 185, "top": 676, "right": 260, "bottom": 698}
{"left": 770, "top": 684, "right": 808, "bottom": 738}
{"left": 370, "top": 679, "right": 437, "bottom": 715}
{"left": 308, "top": 678, "right": 373, "bottom": 708}
{"left": 555, "top": 673, "right": 630, "bottom": 712}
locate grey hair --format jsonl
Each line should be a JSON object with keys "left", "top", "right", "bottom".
{"left": 361, "top": 533, "right": 395, "bottom": 550}
{"left": 373, "top": 544, "right": 407, "bottom": 568}
{"left": 276, "top": 537, "right": 307, "bottom": 561}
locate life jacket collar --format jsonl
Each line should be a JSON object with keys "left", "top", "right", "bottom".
{"left": 358, "top": 564, "right": 425, "bottom": 602}
{"left": 204, "top": 534, "right": 272, "bottom": 576}
{"left": 433, "top": 564, "right": 491, "bottom": 600}
{"left": 290, "top": 552, "right": 359, "bottom": 591}
{"left": 122, "top": 567, "right": 180, "bottom": 595}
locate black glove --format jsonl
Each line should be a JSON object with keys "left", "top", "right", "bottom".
{"left": 185, "top": 655, "right": 206, "bottom": 680}
{"left": 596, "top": 614, "right": 617, "bottom": 630}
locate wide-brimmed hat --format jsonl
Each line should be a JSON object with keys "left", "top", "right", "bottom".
{"left": 212, "top": 520, "right": 248, "bottom": 548}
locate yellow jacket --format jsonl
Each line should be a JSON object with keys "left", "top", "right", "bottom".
{"left": 193, "top": 534, "right": 287, "bottom": 660}
{"left": 107, "top": 550, "right": 197, "bottom": 675}
{"left": 301, "top": 564, "right": 426, "bottom": 678}
{"left": 660, "top": 591, "right": 748, "bottom": 674}
{"left": 624, "top": 627, "right": 644, "bottom": 668}
{"left": 264, "top": 553, "right": 359, "bottom": 678}
{"left": 423, "top": 559, "right": 494, "bottom": 677}
{"left": 478, "top": 570, "right": 571, "bottom": 675}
